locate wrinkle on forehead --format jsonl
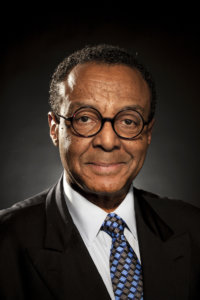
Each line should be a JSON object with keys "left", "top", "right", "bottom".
{"left": 69, "top": 63, "right": 148, "bottom": 94}
{"left": 66, "top": 75, "right": 148, "bottom": 101}
{"left": 62, "top": 63, "right": 151, "bottom": 117}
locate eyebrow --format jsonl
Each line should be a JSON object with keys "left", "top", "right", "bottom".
{"left": 66, "top": 102, "right": 84, "bottom": 116}
{"left": 67, "top": 102, "right": 145, "bottom": 115}
{"left": 120, "top": 105, "right": 145, "bottom": 114}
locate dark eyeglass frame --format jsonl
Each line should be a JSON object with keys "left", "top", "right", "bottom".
{"left": 55, "top": 105, "right": 151, "bottom": 140}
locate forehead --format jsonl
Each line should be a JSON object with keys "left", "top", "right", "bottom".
{"left": 60, "top": 62, "right": 150, "bottom": 115}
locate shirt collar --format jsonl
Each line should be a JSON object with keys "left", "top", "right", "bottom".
{"left": 63, "top": 173, "right": 137, "bottom": 245}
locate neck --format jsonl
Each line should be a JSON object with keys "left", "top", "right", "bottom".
{"left": 69, "top": 181, "right": 131, "bottom": 213}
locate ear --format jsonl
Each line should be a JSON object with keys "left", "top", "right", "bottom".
{"left": 147, "top": 118, "right": 155, "bottom": 145}
{"left": 48, "top": 112, "right": 59, "bottom": 147}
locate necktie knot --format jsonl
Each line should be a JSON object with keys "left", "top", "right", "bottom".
{"left": 101, "top": 213, "right": 126, "bottom": 239}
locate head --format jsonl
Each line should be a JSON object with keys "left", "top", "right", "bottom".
{"left": 48, "top": 44, "right": 156, "bottom": 208}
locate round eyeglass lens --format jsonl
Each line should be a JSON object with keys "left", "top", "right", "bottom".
{"left": 73, "top": 107, "right": 101, "bottom": 136}
{"left": 114, "top": 110, "right": 143, "bottom": 138}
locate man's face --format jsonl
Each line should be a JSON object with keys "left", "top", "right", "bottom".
{"left": 49, "top": 63, "right": 154, "bottom": 197}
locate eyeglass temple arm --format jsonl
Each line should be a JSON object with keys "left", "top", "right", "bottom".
{"left": 53, "top": 112, "right": 73, "bottom": 123}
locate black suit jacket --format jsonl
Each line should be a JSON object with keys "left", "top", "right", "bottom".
{"left": 0, "top": 176, "right": 200, "bottom": 299}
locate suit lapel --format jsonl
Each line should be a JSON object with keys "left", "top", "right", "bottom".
{"left": 27, "top": 177, "right": 111, "bottom": 300}
{"left": 134, "top": 188, "right": 190, "bottom": 300}
{"left": 26, "top": 177, "right": 191, "bottom": 300}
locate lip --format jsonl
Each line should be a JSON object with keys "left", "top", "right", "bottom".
{"left": 85, "top": 162, "right": 126, "bottom": 174}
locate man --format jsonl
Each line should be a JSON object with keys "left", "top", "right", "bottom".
{"left": 0, "top": 44, "right": 200, "bottom": 300}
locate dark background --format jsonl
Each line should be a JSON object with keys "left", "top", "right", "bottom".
{"left": 1, "top": 9, "right": 200, "bottom": 209}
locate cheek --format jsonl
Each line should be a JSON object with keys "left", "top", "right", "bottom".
{"left": 124, "top": 136, "right": 149, "bottom": 169}
{"left": 58, "top": 127, "right": 71, "bottom": 160}
{"left": 59, "top": 128, "right": 90, "bottom": 171}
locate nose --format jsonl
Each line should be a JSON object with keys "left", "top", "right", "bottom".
{"left": 92, "top": 120, "right": 121, "bottom": 151}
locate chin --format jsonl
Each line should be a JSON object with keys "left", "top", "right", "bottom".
{"left": 82, "top": 178, "right": 131, "bottom": 196}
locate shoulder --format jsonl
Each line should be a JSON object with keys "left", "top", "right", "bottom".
{"left": 0, "top": 189, "right": 50, "bottom": 244}
{"left": 0, "top": 189, "right": 49, "bottom": 221}
{"left": 134, "top": 186, "right": 200, "bottom": 213}
{"left": 134, "top": 187, "right": 200, "bottom": 231}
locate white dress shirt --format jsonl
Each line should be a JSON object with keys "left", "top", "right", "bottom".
{"left": 63, "top": 173, "right": 141, "bottom": 300}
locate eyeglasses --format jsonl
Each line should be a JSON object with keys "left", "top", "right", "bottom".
{"left": 55, "top": 106, "right": 150, "bottom": 140}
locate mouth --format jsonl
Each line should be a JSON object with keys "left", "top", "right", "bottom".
{"left": 85, "top": 162, "right": 126, "bottom": 174}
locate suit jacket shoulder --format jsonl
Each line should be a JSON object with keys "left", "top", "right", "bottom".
{"left": 133, "top": 187, "right": 200, "bottom": 300}
{"left": 134, "top": 187, "right": 200, "bottom": 232}
{"left": 0, "top": 189, "right": 48, "bottom": 241}
{"left": 0, "top": 179, "right": 111, "bottom": 300}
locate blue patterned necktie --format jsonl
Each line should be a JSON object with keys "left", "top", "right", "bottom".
{"left": 101, "top": 213, "right": 143, "bottom": 300}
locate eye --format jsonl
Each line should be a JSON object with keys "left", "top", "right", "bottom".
{"left": 123, "top": 119, "right": 134, "bottom": 125}
{"left": 74, "top": 110, "right": 100, "bottom": 125}
{"left": 75, "top": 114, "right": 98, "bottom": 126}
{"left": 79, "top": 116, "right": 90, "bottom": 123}
{"left": 121, "top": 118, "right": 139, "bottom": 127}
